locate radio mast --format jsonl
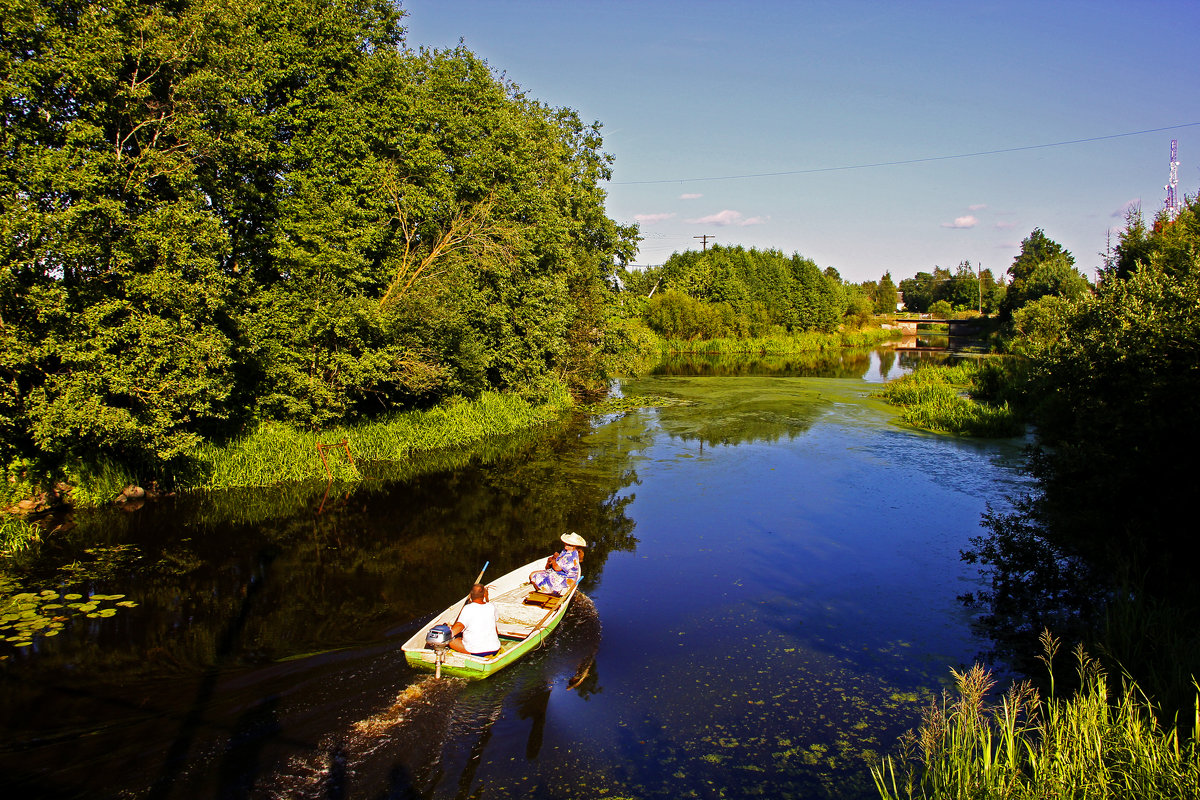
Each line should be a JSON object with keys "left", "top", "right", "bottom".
{"left": 1164, "top": 139, "right": 1180, "bottom": 222}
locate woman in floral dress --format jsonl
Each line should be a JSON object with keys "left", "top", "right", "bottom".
{"left": 529, "top": 532, "right": 586, "bottom": 595}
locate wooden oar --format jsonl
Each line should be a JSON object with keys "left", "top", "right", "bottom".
{"left": 452, "top": 560, "right": 490, "bottom": 626}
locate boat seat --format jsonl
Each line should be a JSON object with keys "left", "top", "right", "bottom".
{"left": 523, "top": 590, "right": 564, "bottom": 609}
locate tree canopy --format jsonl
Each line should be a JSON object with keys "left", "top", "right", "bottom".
{"left": 622, "top": 245, "right": 849, "bottom": 340}
{"left": 0, "top": 0, "right": 636, "bottom": 476}
{"left": 999, "top": 229, "right": 1090, "bottom": 318}
{"left": 897, "top": 262, "right": 1003, "bottom": 314}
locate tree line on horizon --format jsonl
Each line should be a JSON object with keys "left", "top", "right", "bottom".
{"left": 616, "top": 245, "right": 854, "bottom": 339}
{"left": 853, "top": 226, "right": 1093, "bottom": 319}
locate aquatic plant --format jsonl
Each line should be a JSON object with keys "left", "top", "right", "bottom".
{"left": 580, "top": 395, "right": 696, "bottom": 414}
{"left": 0, "top": 573, "right": 137, "bottom": 653}
{"left": 878, "top": 361, "right": 1023, "bottom": 438}
{"left": 873, "top": 632, "right": 1200, "bottom": 800}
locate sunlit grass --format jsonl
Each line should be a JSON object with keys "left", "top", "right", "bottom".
{"left": 0, "top": 516, "right": 41, "bottom": 557}
{"left": 878, "top": 361, "right": 1023, "bottom": 437}
{"left": 661, "top": 326, "right": 900, "bottom": 355}
{"left": 873, "top": 631, "right": 1200, "bottom": 800}
{"left": 193, "top": 385, "right": 575, "bottom": 491}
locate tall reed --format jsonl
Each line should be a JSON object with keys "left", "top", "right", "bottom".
{"left": 660, "top": 326, "right": 899, "bottom": 356}
{"left": 873, "top": 631, "right": 1200, "bottom": 800}
{"left": 0, "top": 516, "right": 41, "bottom": 557}
{"left": 192, "top": 385, "right": 574, "bottom": 491}
{"left": 878, "top": 361, "right": 1023, "bottom": 437}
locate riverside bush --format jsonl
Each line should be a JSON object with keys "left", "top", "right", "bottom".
{"left": 660, "top": 327, "right": 899, "bottom": 356}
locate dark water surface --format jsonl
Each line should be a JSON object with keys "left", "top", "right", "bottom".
{"left": 0, "top": 351, "right": 1031, "bottom": 799}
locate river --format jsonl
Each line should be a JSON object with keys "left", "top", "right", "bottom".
{"left": 0, "top": 349, "right": 1031, "bottom": 799}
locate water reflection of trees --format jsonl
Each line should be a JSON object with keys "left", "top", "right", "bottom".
{"left": 0, "top": 415, "right": 642, "bottom": 678}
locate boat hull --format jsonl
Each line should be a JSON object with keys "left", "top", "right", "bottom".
{"left": 400, "top": 558, "right": 578, "bottom": 680}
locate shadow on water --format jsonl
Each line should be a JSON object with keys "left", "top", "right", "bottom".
{"left": 250, "top": 594, "right": 603, "bottom": 800}
{"left": 0, "top": 414, "right": 632, "bottom": 798}
{"left": 147, "top": 547, "right": 276, "bottom": 800}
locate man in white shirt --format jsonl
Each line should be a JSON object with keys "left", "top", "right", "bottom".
{"left": 450, "top": 584, "right": 501, "bottom": 657}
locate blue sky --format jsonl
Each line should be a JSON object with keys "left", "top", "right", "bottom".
{"left": 401, "top": 0, "right": 1199, "bottom": 284}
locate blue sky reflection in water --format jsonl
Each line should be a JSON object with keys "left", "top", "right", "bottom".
{"left": 487, "top": 372, "right": 1033, "bottom": 799}
{"left": 339, "top": 367, "right": 1032, "bottom": 800}
{"left": 0, "top": 356, "right": 1034, "bottom": 799}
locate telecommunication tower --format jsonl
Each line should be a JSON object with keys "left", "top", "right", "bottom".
{"left": 1164, "top": 139, "right": 1180, "bottom": 221}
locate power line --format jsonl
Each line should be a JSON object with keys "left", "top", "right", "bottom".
{"left": 612, "top": 122, "right": 1200, "bottom": 186}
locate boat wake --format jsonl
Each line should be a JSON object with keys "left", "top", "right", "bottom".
{"left": 254, "top": 673, "right": 467, "bottom": 799}
{"left": 253, "top": 594, "right": 601, "bottom": 799}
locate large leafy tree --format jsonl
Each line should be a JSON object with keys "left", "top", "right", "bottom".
{"left": 1, "top": 0, "right": 263, "bottom": 466}
{"left": 1, "top": 0, "right": 635, "bottom": 475}
{"left": 1000, "top": 229, "right": 1090, "bottom": 318}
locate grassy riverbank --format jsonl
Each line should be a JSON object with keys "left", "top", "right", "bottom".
{"left": 659, "top": 325, "right": 900, "bottom": 355}
{"left": 874, "top": 632, "right": 1200, "bottom": 799}
{"left": 62, "top": 384, "right": 576, "bottom": 507}
{"left": 878, "top": 360, "right": 1023, "bottom": 437}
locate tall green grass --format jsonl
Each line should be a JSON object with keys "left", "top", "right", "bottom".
{"left": 873, "top": 631, "right": 1200, "bottom": 800}
{"left": 659, "top": 326, "right": 900, "bottom": 356}
{"left": 879, "top": 361, "right": 1023, "bottom": 437}
{"left": 192, "top": 385, "right": 574, "bottom": 491}
{"left": 11, "top": 384, "right": 576, "bottom": 507}
{"left": 0, "top": 516, "right": 41, "bottom": 557}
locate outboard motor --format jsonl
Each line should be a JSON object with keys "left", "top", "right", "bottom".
{"left": 426, "top": 623, "right": 453, "bottom": 677}
{"left": 426, "top": 623, "right": 453, "bottom": 649}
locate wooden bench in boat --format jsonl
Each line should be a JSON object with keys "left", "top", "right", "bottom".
{"left": 489, "top": 584, "right": 567, "bottom": 640}
{"left": 522, "top": 590, "right": 564, "bottom": 609}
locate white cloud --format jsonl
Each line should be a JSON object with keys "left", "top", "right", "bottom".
{"left": 635, "top": 212, "right": 676, "bottom": 224}
{"left": 994, "top": 220, "right": 1017, "bottom": 230}
{"left": 941, "top": 215, "right": 978, "bottom": 229}
{"left": 968, "top": 203, "right": 988, "bottom": 211}
{"left": 679, "top": 193, "right": 703, "bottom": 200}
{"left": 689, "top": 209, "right": 766, "bottom": 227}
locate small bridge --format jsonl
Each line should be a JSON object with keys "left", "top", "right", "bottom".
{"left": 894, "top": 317, "right": 985, "bottom": 336}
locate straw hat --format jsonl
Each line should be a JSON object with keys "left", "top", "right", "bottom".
{"left": 560, "top": 532, "right": 587, "bottom": 547}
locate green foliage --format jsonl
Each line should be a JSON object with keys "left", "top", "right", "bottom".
{"left": 1008, "top": 295, "right": 1078, "bottom": 358}
{"left": 898, "top": 262, "right": 1003, "bottom": 314}
{"left": 634, "top": 245, "right": 849, "bottom": 338}
{"left": 189, "top": 384, "right": 573, "bottom": 492}
{"left": 874, "top": 634, "right": 1200, "bottom": 800}
{"left": 879, "top": 362, "right": 1023, "bottom": 437}
{"left": 657, "top": 326, "right": 899, "bottom": 357}
{"left": 875, "top": 271, "right": 899, "bottom": 314}
{"left": 928, "top": 299, "right": 953, "bottom": 317}
{"left": 1021, "top": 196, "right": 1200, "bottom": 591}
{"left": 0, "top": 516, "right": 41, "bottom": 557}
{"left": 964, "top": 196, "right": 1200, "bottom": 723}
{"left": 1000, "top": 229, "right": 1091, "bottom": 318}
{"left": 1, "top": 0, "right": 637, "bottom": 488}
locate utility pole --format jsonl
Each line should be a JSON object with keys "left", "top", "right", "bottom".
{"left": 978, "top": 262, "right": 983, "bottom": 315}
{"left": 694, "top": 234, "right": 714, "bottom": 251}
